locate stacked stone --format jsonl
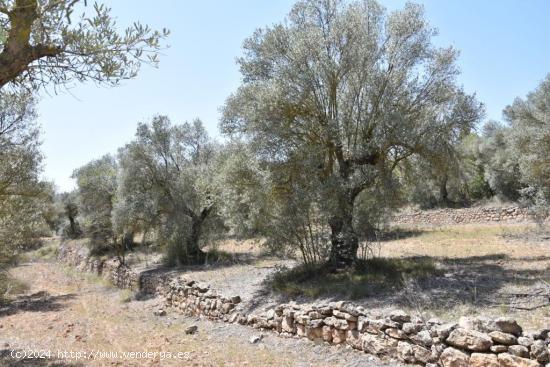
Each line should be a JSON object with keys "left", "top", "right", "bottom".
{"left": 58, "top": 241, "right": 141, "bottom": 290}
{"left": 58, "top": 241, "right": 549, "bottom": 366}
{"left": 102, "top": 258, "right": 139, "bottom": 289}
{"left": 436, "top": 316, "right": 549, "bottom": 367}
{"left": 236, "top": 304, "right": 443, "bottom": 364}
{"left": 393, "top": 206, "right": 535, "bottom": 226}
{"left": 161, "top": 277, "right": 241, "bottom": 321}
{"left": 139, "top": 272, "right": 171, "bottom": 295}
{"left": 57, "top": 241, "right": 92, "bottom": 270}
{"left": 159, "top": 286, "right": 550, "bottom": 367}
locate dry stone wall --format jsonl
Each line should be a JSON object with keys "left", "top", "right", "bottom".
{"left": 392, "top": 206, "right": 537, "bottom": 226}
{"left": 58, "top": 241, "right": 550, "bottom": 367}
{"left": 159, "top": 279, "right": 550, "bottom": 367}
{"left": 57, "top": 240, "right": 140, "bottom": 289}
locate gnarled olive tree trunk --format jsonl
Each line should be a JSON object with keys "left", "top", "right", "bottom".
{"left": 177, "top": 205, "right": 213, "bottom": 265}
{"left": 327, "top": 187, "right": 360, "bottom": 268}
{"left": 439, "top": 173, "right": 450, "bottom": 207}
{"left": 183, "top": 216, "right": 206, "bottom": 264}
{"left": 328, "top": 212, "right": 359, "bottom": 268}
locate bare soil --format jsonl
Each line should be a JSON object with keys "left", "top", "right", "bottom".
{"left": 2, "top": 223, "right": 547, "bottom": 366}
{"left": 137, "top": 224, "right": 549, "bottom": 330}
{"left": 0, "top": 261, "right": 400, "bottom": 367}
{"left": 175, "top": 224, "right": 548, "bottom": 331}
{"left": 371, "top": 223, "right": 550, "bottom": 329}
{"left": 195, "top": 224, "right": 549, "bottom": 330}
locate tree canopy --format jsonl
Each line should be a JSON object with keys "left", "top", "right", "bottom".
{"left": 116, "top": 116, "right": 218, "bottom": 265}
{"left": 221, "top": 0, "right": 483, "bottom": 267}
{"left": 2, "top": 0, "right": 547, "bottom": 270}
{"left": 0, "top": 0, "right": 168, "bottom": 91}
{"left": 504, "top": 74, "right": 550, "bottom": 220}
{"left": 0, "top": 89, "right": 48, "bottom": 261}
{"left": 0, "top": 0, "right": 168, "bottom": 265}
{"left": 72, "top": 154, "right": 117, "bottom": 245}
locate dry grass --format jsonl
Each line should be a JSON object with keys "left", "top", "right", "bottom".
{"left": 206, "top": 238, "right": 267, "bottom": 256}
{"left": 16, "top": 224, "right": 549, "bottom": 333}
{"left": 1, "top": 262, "right": 385, "bottom": 367}
{"left": 270, "top": 257, "right": 441, "bottom": 299}
{"left": 0, "top": 273, "right": 29, "bottom": 303}
{"left": 371, "top": 223, "right": 550, "bottom": 329}
{"left": 264, "top": 223, "right": 549, "bottom": 329}
{"left": 377, "top": 223, "right": 546, "bottom": 260}
{"left": 3, "top": 223, "right": 547, "bottom": 367}
{"left": 22, "top": 237, "right": 61, "bottom": 261}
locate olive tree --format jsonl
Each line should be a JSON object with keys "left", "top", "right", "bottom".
{"left": 0, "top": 89, "right": 46, "bottom": 262}
{"left": 401, "top": 131, "right": 493, "bottom": 209}
{"left": 60, "top": 190, "right": 82, "bottom": 238}
{"left": 504, "top": 74, "right": 550, "bottom": 222}
{"left": 221, "top": 0, "right": 483, "bottom": 267}
{"left": 215, "top": 141, "right": 271, "bottom": 238}
{"left": 455, "top": 133, "right": 493, "bottom": 202}
{"left": 0, "top": 0, "right": 168, "bottom": 90}
{"left": 478, "top": 121, "right": 522, "bottom": 201}
{"left": 0, "top": 193, "right": 49, "bottom": 258}
{"left": 113, "top": 145, "right": 158, "bottom": 248}
{"left": 117, "top": 116, "right": 218, "bottom": 265}
{"left": 71, "top": 154, "right": 117, "bottom": 247}
{"left": 0, "top": 90, "right": 40, "bottom": 196}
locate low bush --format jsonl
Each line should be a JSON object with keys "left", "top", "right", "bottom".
{"left": 270, "top": 257, "right": 441, "bottom": 299}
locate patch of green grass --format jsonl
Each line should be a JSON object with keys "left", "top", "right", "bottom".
{"left": 34, "top": 243, "right": 58, "bottom": 260}
{"left": 119, "top": 289, "right": 134, "bottom": 303}
{"left": 377, "top": 227, "right": 425, "bottom": 241}
{"left": 498, "top": 303, "right": 510, "bottom": 314}
{"left": 417, "top": 224, "right": 531, "bottom": 241}
{"left": 0, "top": 272, "right": 29, "bottom": 304}
{"left": 204, "top": 248, "right": 235, "bottom": 264}
{"left": 19, "top": 239, "right": 61, "bottom": 262}
{"left": 82, "top": 272, "right": 114, "bottom": 288}
{"left": 61, "top": 265, "right": 114, "bottom": 289}
{"left": 270, "top": 257, "right": 441, "bottom": 299}
{"left": 14, "top": 252, "right": 30, "bottom": 263}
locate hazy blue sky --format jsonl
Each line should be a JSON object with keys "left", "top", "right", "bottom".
{"left": 38, "top": 0, "right": 550, "bottom": 191}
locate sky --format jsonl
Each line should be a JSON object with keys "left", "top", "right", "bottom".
{"left": 38, "top": 0, "right": 550, "bottom": 192}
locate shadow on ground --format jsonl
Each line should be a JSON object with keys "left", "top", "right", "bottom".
{"left": 409, "top": 253, "right": 550, "bottom": 310}
{"left": 258, "top": 257, "right": 441, "bottom": 304}
{"left": 499, "top": 226, "right": 550, "bottom": 242}
{"left": 0, "top": 291, "right": 75, "bottom": 317}
{"left": 253, "top": 253, "right": 550, "bottom": 314}
{"left": 135, "top": 250, "right": 262, "bottom": 274}
{"left": 134, "top": 251, "right": 286, "bottom": 302}
{"left": 374, "top": 228, "right": 426, "bottom": 242}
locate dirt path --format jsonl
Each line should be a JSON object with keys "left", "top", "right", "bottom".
{"left": 0, "top": 261, "right": 401, "bottom": 367}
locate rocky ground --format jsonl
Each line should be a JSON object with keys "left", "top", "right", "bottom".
{"left": 1, "top": 223, "right": 548, "bottom": 366}
{"left": 168, "top": 258, "right": 297, "bottom": 309}
{"left": 0, "top": 261, "right": 402, "bottom": 367}
{"left": 371, "top": 223, "right": 550, "bottom": 328}
{"left": 179, "top": 224, "right": 550, "bottom": 330}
